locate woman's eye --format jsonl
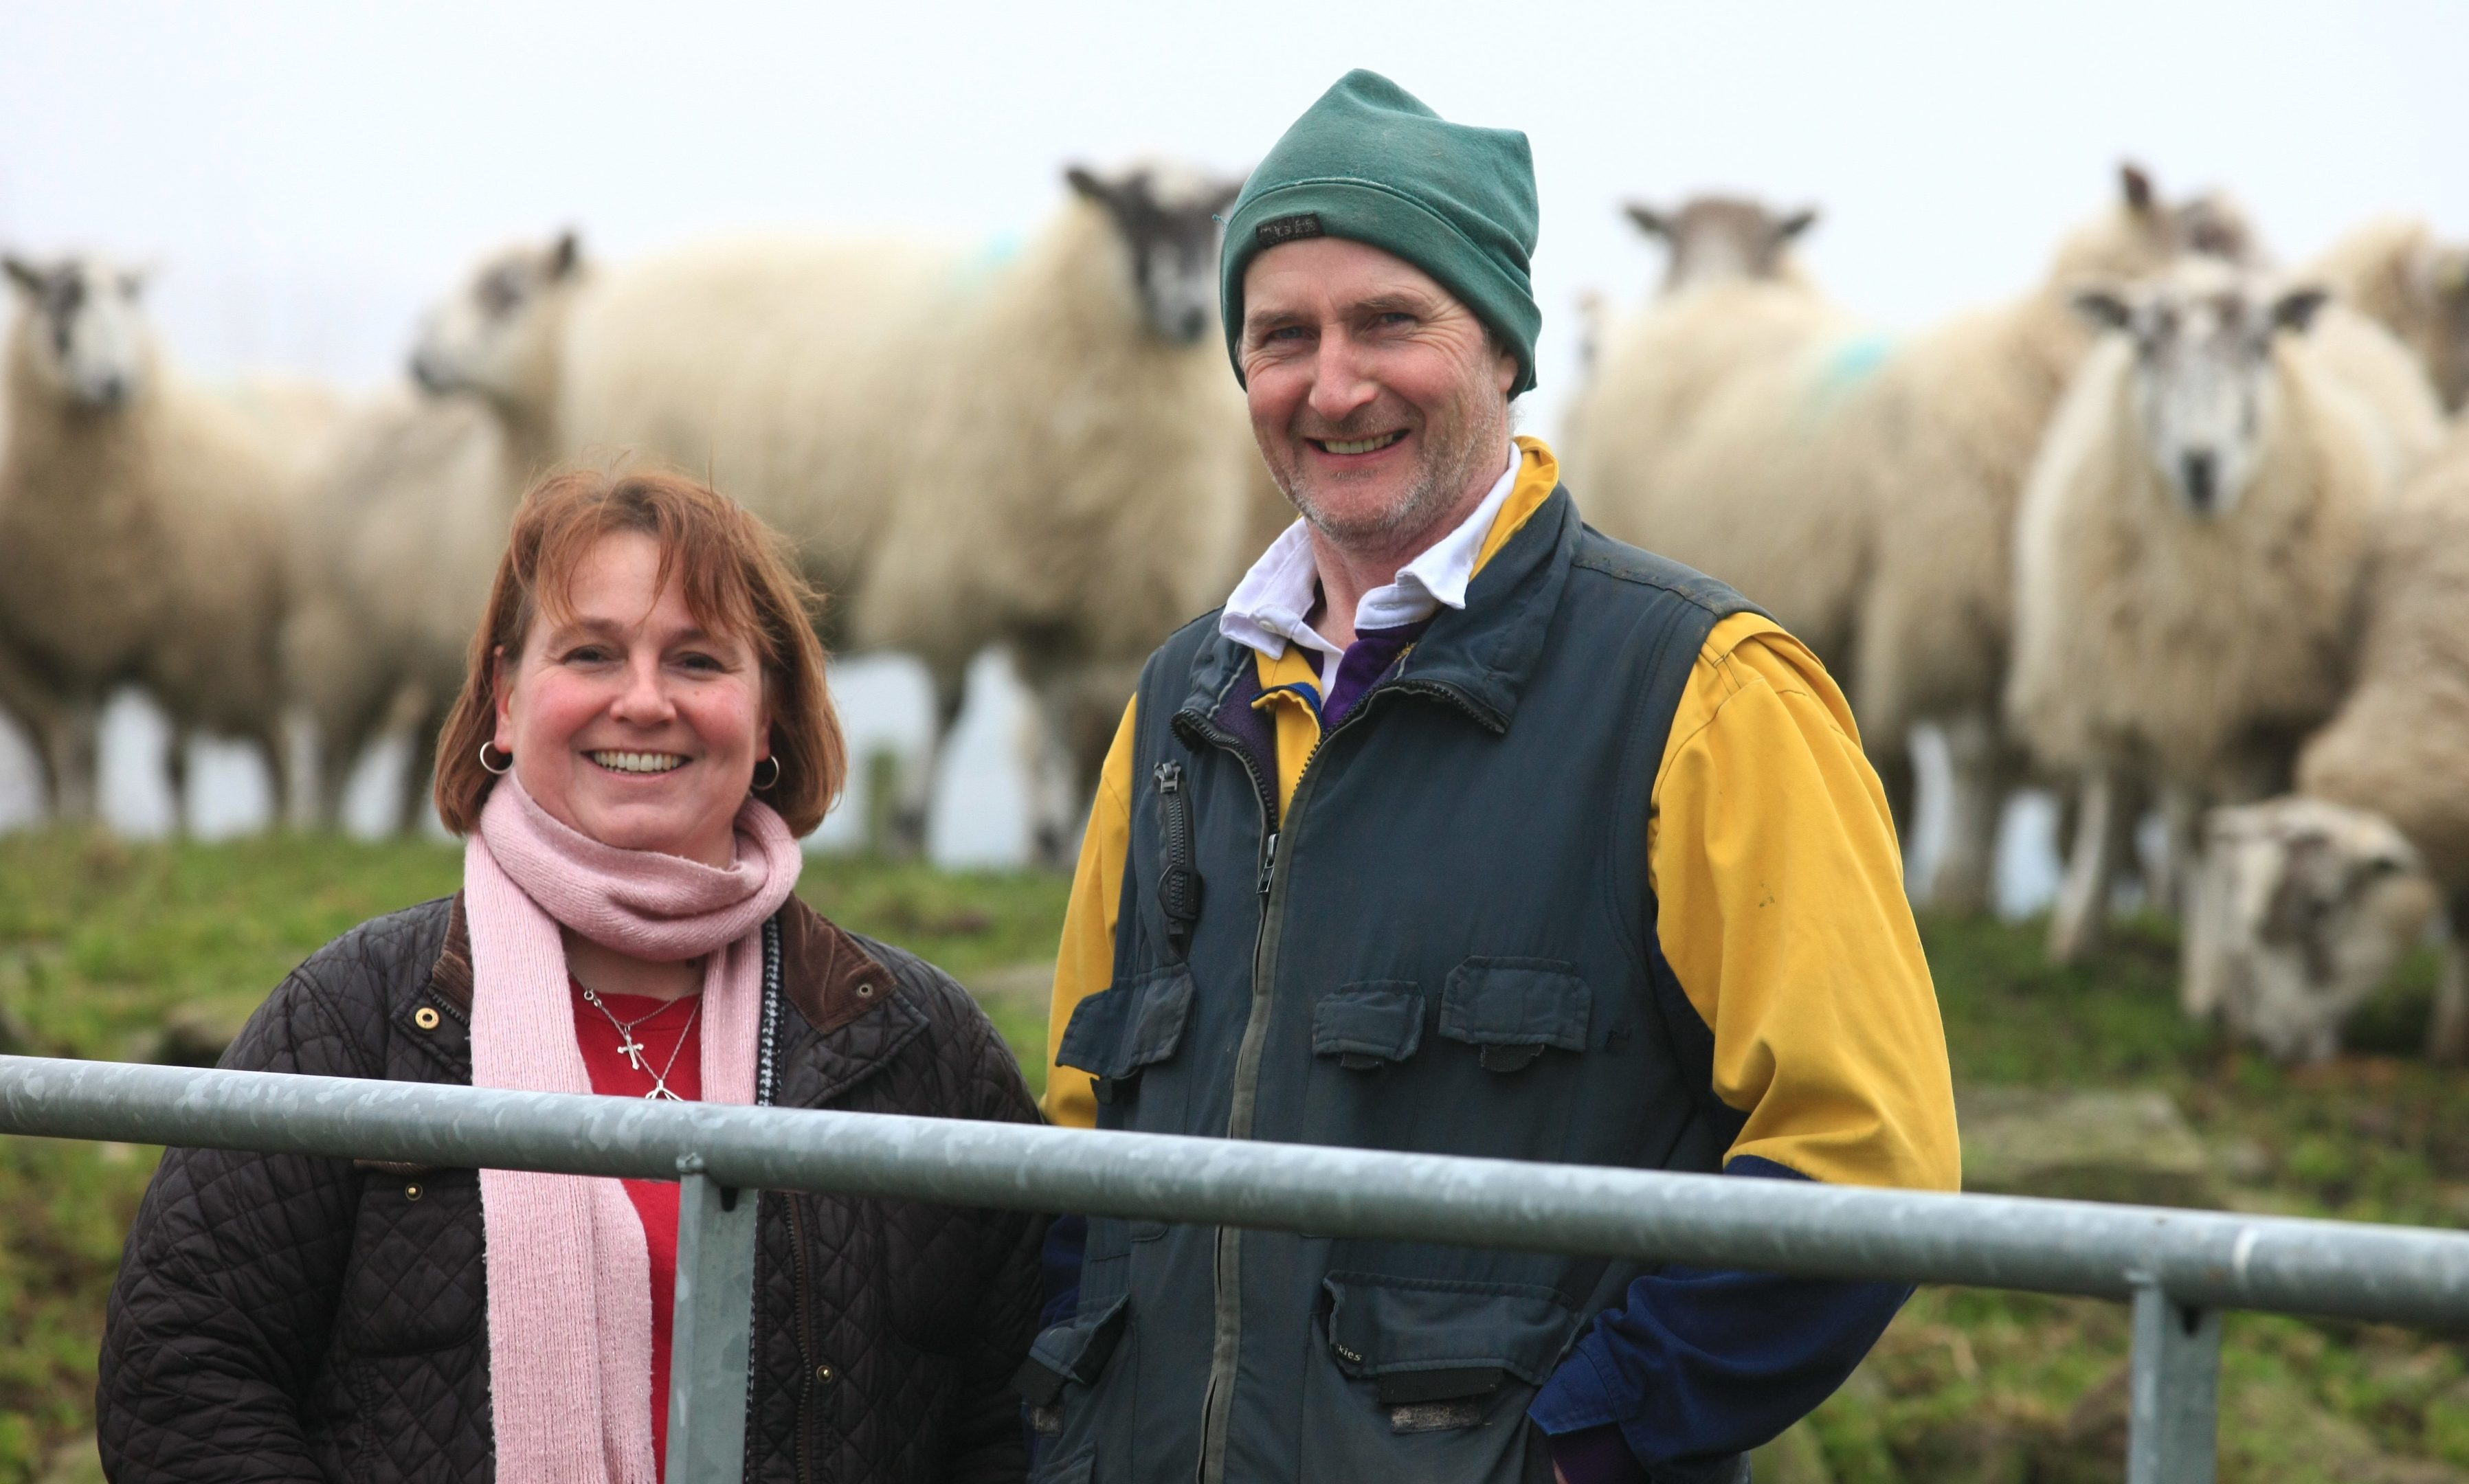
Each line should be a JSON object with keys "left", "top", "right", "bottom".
{"left": 676, "top": 652, "right": 724, "bottom": 672}
{"left": 563, "top": 645, "right": 613, "bottom": 664}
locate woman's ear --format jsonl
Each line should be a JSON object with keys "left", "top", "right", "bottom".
{"left": 490, "top": 645, "right": 515, "bottom": 751}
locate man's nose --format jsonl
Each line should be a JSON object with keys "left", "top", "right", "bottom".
{"left": 1306, "top": 332, "right": 1378, "bottom": 423}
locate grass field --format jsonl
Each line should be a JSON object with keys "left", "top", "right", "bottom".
{"left": 0, "top": 832, "right": 2461, "bottom": 1482}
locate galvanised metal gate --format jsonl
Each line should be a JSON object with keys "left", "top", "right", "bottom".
{"left": 5, "top": 1054, "right": 2466, "bottom": 1483}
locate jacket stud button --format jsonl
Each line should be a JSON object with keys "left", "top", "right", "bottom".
{"left": 814, "top": 1363, "right": 835, "bottom": 1384}
{"left": 854, "top": 983, "right": 874, "bottom": 999}
{"left": 404, "top": 1184, "right": 424, "bottom": 1201}
{"left": 413, "top": 1007, "right": 441, "bottom": 1031}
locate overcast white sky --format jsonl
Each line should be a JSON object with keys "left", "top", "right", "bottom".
{"left": 4, "top": 0, "right": 2460, "bottom": 436}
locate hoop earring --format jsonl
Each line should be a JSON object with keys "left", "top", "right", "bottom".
{"left": 478, "top": 741, "right": 513, "bottom": 776}
{"left": 751, "top": 756, "right": 781, "bottom": 791}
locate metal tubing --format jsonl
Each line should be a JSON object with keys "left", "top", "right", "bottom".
{"left": 667, "top": 1163, "right": 758, "bottom": 1483}
{"left": 2127, "top": 1282, "right": 2221, "bottom": 1483}
{"left": 6, "top": 1056, "right": 2469, "bottom": 1329}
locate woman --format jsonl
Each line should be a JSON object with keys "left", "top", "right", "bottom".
{"left": 98, "top": 469, "right": 1044, "bottom": 1483}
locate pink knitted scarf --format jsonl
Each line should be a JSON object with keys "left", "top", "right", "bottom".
{"left": 464, "top": 775, "right": 803, "bottom": 1484}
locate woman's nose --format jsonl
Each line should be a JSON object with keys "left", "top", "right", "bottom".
{"left": 609, "top": 658, "right": 677, "bottom": 721}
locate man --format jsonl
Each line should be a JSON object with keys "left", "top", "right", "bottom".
{"left": 1026, "top": 70, "right": 1959, "bottom": 1484}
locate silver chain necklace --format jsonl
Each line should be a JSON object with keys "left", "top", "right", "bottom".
{"left": 578, "top": 985, "right": 701, "bottom": 1101}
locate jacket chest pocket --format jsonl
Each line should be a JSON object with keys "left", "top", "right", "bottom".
{"left": 1055, "top": 965, "right": 1196, "bottom": 1134}
{"left": 339, "top": 1167, "right": 484, "bottom": 1357}
{"left": 1305, "top": 961, "right": 1593, "bottom": 1160}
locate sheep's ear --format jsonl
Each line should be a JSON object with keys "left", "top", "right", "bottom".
{"left": 1064, "top": 165, "right": 1113, "bottom": 206}
{"left": 1774, "top": 206, "right": 1820, "bottom": 243}
{"left": 1624, "top": 202, "right": 1670, "bottom": 239}
{"left": 549, "top": 229, "right": 581, "bottom": 280}
{"left": 2119, "top": 161, "right": 2156, "bottom": 214}
{"left": 2, "top": 256, "right": 43, "bottom": 298}
{"left": 2270, "top": 285, "right": 2331, "bottom": 335}
{"left": 2071, "top": 285, "right": 2134, "bottom": 332}
{"left": 2432, "top": 245, "right": 2469, "bottom": 300}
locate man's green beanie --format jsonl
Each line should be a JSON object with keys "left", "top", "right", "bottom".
{"left": 1221, "top": 69, "right": 1541, "bottom": 396}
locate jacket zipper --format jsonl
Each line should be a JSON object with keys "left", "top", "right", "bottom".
{"left": 1182, "top": 664, "right": 1477, "bottom": 1484}
{"left": 1154, "top": 761, "right": 1203, "bottom": 955}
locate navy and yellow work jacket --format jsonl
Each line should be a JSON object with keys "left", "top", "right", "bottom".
{"left": 1034, "top": 438, "right": 1960, "bottom": 1483}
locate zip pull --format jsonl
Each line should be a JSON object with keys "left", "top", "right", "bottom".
{"left": 1256, "top": 831, "right": 1279, "bottom": 896}
{"left": 1154, "top": 761, "right": 1202, "bottom": 953}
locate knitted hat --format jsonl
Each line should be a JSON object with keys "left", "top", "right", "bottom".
{"left": 1221, "top": 69, "right": 1541, "bottom": 395}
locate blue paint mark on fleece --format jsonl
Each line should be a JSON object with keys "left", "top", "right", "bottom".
{"left": 1820, "top": 333, "right": 1895, "bottom": 390}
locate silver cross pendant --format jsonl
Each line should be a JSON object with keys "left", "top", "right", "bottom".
{"left": 616, "top": 1035, "right": 647, "bottom": 1072}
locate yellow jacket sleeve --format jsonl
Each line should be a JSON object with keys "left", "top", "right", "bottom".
{"left": 1042, "top": 695, "right": 1137, "bottom": 1127}
{"left": 1649, "top": 612, "right": 1960, "bottom": 1191}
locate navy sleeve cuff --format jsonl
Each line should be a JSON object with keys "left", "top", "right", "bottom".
{"left": 1550, "top": 1423, "right": 1652, "bottom": 1484}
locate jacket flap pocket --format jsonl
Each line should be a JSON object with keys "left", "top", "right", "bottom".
{"left": 1323, "top": 1274, "right": 1574, "bottom": 1391}
{"left": 1439, "top": 959, "right": 1591, "bottom": 1070}
{"left": 1055, "top": 967, "right": 1195, "bottom": 1081}
{"left": 1015, "top": 1295, "right": 1130, "bottom": 1406}
{"left": 1312, "top": 983, "right": 1425, "bottom": 1068}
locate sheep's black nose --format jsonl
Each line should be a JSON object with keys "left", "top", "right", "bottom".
{"left": 1178, "top": 308, "right": 1207, "bottom": 343}
{"left": 2183, "top": 450, "right": 2218, "bottom": 513}
{"left": 91, "top": 374, "right": 127, "bottom": 407}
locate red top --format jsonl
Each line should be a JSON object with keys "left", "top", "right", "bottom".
{"left": 572, "top": 981, "right": 703, "bottom": 1483}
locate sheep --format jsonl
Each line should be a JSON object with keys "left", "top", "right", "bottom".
{"left": 1841, "top": 164, "right": 2259, "bottom": 911}
{"left": 2004, "top": 258, "right": 2435, "bottom": 965}
{"left": 287, "top": 234, "right": 585, "bottom": 831}
{"left": 557, "top": 161, "right": 1262, "bottom": 864}
{"left": 848, "top": 162, "right": 1265, "bottom": 864}
{"left": 2185, "top": 423, "right": 2469, "bottom": 1062}
{"left": 1558, "top": 195, "right": 1873, "bottom": 667}
{"left": 2308, "top": 215, "right": 2469, "bottom": 412}
{"left": 1563, "top": 169, "right": 2250, "bottom": 912}
{"left": 0, "top": 253, "right": 340, "bottom": 824}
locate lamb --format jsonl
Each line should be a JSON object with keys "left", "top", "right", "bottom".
{"left": 2185, "top": 423, "right": 2469, "bottom": 1062}
{"left": 2308, "top": 215, "right": 2469, "bottom": 412}
{"left": 1841, "top": 165, "right": 2258, "bottom": 910}
{"left": 287, "top": 234, "right": 585, "bottom": 829}
{"left": 557, "top": 161, "right": 1262, "bottom": 863}
{"left": 0, "top": 254, "right": 341, "bottom": 823}
{"left": 2004, "top": 258, "right": 2436, "bottom": 963}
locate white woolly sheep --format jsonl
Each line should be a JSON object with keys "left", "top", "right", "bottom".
{"left": 0, "top": 253, "right": 342, "bottom": 823}
{"left": 287, "top": 234, "right": 585, "bottom": 829}
{"left": 2186, "top": 423, "right": 2469, "bottom": 1062}
{"left": 1557, "top": 195, "right": 1871, "bottom": 668}
{"left": 2004, "top": 258, "right": 2431, "bottom": 964}
{"left": 2308, "top": 215, "right": 2469, "bottom": 413}
{"left": 1842, "top": 164, "right": 2259, "bottom": 911}
{"left": 558, "top": 161, "right": 1264, "bottom": 864}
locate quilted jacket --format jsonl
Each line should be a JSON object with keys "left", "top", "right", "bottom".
{"left": 96, "top": 892, "right": 1047, "bottom": 1483}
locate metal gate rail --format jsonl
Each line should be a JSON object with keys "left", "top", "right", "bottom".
{"left": 6, "top": 1055, "right": 2465, "bottom": 1482}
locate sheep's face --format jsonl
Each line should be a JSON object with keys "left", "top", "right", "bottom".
{"left": 2075, "top": 264, "right": 2327, "bottom": 519}
{"left": 411, "top": 232, "right": 581, "bottom": 405}
{"left": 1066, "top": 163, "right": 1242, "bottom": 346}
{"left": 1624, "top": 196, "right": 1818, "bottom": 295}
{"left": 2196, "top": 798, "right": 2438, "bottom": 1064}
{"left": 3, "top": 255, "right": 153, "bottom": 410}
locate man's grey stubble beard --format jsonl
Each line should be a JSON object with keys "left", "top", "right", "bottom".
{"left": 1275, "top": 393, "right": 1506, "bottom": 553}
